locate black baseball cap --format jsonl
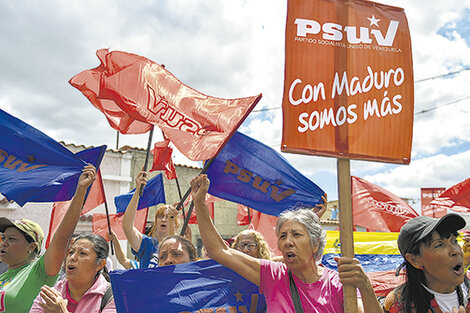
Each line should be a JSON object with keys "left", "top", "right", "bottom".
{"left": 397, "top": 213, "right": 466, "bottom": 256}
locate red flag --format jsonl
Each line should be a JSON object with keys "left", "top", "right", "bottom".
{"left": 188, "top": 202, "right": 215, "bottom": 224}
{"left": 237, "top": 204, "right": 253, "bottom": 226}
{"left": 351, "top": 176, "right": 419, "bottom": 232}
{"left": 421, "top": 188, "right": 446, "bottom": 217}
{"left": 431, "top": 178, "right": 470, "bottom": 213}
{"left": 45, "top": 170, "right": 106, "bottom": 248}
{"left": 70, "top": 49, "right": 262, "bottom": 161}
{"left": 150, "top": 140, "right": 177, "bottom": 180}
{"left": 92, "top": 208, "right": 148, "bottom": 241}
{"left": 69, "top": 50, "right": 151, "bottom": 134}
{"left": 185, "top": 193, "right": 220, "bottom": 224}
{"left": 248, "top": 210, "right": 281, "bottom": 257}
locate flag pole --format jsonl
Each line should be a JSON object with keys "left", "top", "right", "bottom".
{"left": 178, "top": 156, "right": 216, "bottom": 236}
{"left": 175, "top": 176, "right": 186, "bottom": 220}
{"left": 116, "top": 130, "right": 120, "bottom": 150}
{"left": 97, "top": 170, "right": 114, "bottom": 255}
{"left": 337, "top": 158, "right": 356, "bottom": 312}
{"left": 159, "top": 129, "right": 186, "bottom": 220}
{"left": 140, "top": 126, "right": 154, "bottom": 196}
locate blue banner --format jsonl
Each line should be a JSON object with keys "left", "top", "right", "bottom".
{"left": 206, "top": 132, "right": 325, "bottom": 216}
{"left": 0, "top": 109, "right": 106, "bottom": 206}
{"left": 110, "top": 259, "right": 266, "bottom": 313}
{"left": 114, "top": 173, "right": 166, "bottom": 213}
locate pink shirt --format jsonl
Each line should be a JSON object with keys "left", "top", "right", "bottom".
{"left": 260, "top": 259, "right": 344, "bottom": 313}
{"left": 29, "top": 274, "right": 116, "bottom": 313}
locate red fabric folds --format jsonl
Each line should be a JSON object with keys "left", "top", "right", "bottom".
{"left": 431, "top": 177, "right": 470, "bottom": 213}
{"left": 45, "top": 170, "right": 106, "bottom": 248}
{"left": 351, "top": 176, "right": 419, "bottom": 232}
{"left": 70, "top": 49, "right": 262, "bottom": 160}
{"left": 92, "top": 208, "right": 148, "bottom": 241}
{"left": 150, "top": 140, "right": 177, "bottom": 180}
{"left": 69, "top": 50, "right": 151, "bottom": 134}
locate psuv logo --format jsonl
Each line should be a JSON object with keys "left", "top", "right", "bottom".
{"left": 294, "top": 15, "right": 399, "bottom": 47}
{"left": 223, "top": 160, "right": 295, "bottom": 203}
{"left": 0, "top": 149, "right": 46, "bottom": 173}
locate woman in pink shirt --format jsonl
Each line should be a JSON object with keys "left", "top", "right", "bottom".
{"left": 191, "top": 174, "right": 383, "bottom": 313}
{"left": 30, "top": 234, "right": 115, "bottom": 313}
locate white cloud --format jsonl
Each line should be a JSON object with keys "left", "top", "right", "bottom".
{"left": 1, "top": 0, "right": 470, "bottom": 205}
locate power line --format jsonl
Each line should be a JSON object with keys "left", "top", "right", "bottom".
{"left": 415, "top": 95, "right": 470, "bottom": 115}
{"left": 415, "top": 67, "right": 470, "bottom": 83}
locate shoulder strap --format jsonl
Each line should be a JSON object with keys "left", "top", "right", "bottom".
{"left": 288, "top": 269, "right": 304, "bottom": 313}
{"left": 100, "top": 285, "right": 114, "bottom": 311}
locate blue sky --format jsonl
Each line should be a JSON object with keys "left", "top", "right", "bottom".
{"left": 1, "top": 0, "right": 470, "bottom": 213}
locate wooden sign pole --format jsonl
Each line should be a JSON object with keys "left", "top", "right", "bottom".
{"left": 337, "top": 158, "right": 357, "bottom": 312}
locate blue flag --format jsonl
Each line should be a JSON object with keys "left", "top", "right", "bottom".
{"left": 206, "top": 132, "right": 325, "bottom": 216}
{"left": 109, "top": 259, "right": 266, "bottom": 313}
{"left": 114, "top": 173, "right": 166, "bottom": 213}
{"left": 0, "top": 109, "right": 106, "bottom": 206}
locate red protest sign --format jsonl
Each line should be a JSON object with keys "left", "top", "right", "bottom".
{"left": 281, "top": 0, "right": 413, "bottom": 164}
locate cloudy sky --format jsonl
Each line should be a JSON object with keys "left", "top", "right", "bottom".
{"left": 1, "top": 0, "right": 470, "bottom": 212}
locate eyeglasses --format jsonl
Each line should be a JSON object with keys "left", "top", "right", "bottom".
{"left": 236, "top": 242, "right": 258, "bottom": 250}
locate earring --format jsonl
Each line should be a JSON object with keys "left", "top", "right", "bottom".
{"left": 420, "top": 266, "right": 424, "bottom": 270}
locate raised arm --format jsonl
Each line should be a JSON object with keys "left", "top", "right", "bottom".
{"left": 122, "top": 171, "right": 147, "bottom": 252}
{"left": 110, "top": 230, "right": 132, "bottom": 269}
{"left": 43, "top": 164, "right": 96, "bottom": 276}
{"left": 335, "top": 256, "right": 384, "bottom": 313}
{"left": 191, "top": 174, "right": 261, "bottom": 286}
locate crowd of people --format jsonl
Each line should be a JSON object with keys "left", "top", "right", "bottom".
{"left": 1, "top": 165, "right": 470, "bottom": 312}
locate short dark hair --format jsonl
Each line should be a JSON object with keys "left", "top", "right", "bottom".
{"left": 160, "top": 235, "right": 196, "bottom": 261}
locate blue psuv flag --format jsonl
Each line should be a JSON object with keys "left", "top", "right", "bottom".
{"left": 206, "top": 131, "right": 325, "bottom": 216}
{"left": 110, "top": 259, "right": 266, "bottom": 313}
{"left": 0, "top": 109, "right": 106, "bottom": 206}
{"left": 114, "top": 173, "right": 166, "bottom": 213}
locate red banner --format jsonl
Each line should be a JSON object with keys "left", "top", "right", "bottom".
{"left": 92, "top": 208, "right": 148, "bottom": 241}
{"left": 45, "top": 170, "right": 106, "bottom": 248}
{"left": 281, "top": 0, "right": 413, "bottom": 164}
{"left": 421, "top": 187, "right": 446, "bottom": 217}
{"left": 351, "top": 176, "right": 418, "bottom": 232}
{"left": 430, "top": 178, "right": 470, "bottom": 213}
{"left": 71, "top": 49, "right": 262, "bottom": 161}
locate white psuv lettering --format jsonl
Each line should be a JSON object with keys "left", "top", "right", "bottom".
{"left": 294, "top": 18, "right": 399, "bottom": 47}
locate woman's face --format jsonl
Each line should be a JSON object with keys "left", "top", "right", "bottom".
{"left": 155, "top": 208, "right": 171, "bottom": 236}
{"left": 235, "top": 233, "right": 259, "bottom": 258}
{"left": 158, "top": 238, "right": 191, "bottom": 266}
{"left": 0, "top": 227, "right": 33, "bottom": 268}
{"left": 415, "top": 231, "right": 464, "bottom": 293}
{"left": 277, "top": 220, "right": 317, "bottom": 271}
{"left": 65, "top": 239, "right": 104, "bottom": 285}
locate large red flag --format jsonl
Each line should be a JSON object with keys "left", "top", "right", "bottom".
{"left": 431, "top": 177, "right": 470, "bottom": 213}
{"left": 92, "top": 208, "right": 148, "bottom": 241}
{"left": 150, "top": 140, "right": 177, "bottom": 180}
{"left": 70, "top": 49, "right": 262, "bottom": 161}
{"left": 45, "top": 170, "right": 106, "bottom": 248}
{"left": 69, "top": 50, "right": 151, "bottom": 134}
{"left": 351, "top": 176, "right": 419, "bottom": 232}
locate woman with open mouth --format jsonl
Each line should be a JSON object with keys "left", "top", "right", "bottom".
{"left": 383, "top": 214, "right": 469, "bottom": 313}
{"left": 191, "top": 174, "right": 382, "bottom": 313}
{"left": 122, "top": 171, "right": 180, "bottom": 268}
{"left": 30, "top": 233, "right": 115, "bottom": 312}
{"left": 0, "top": 165, "right": 96, "bottom": 313}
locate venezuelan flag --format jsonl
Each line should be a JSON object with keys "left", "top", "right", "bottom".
{"left": 321, "top": 231, "right": 405, "bottom": 297}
